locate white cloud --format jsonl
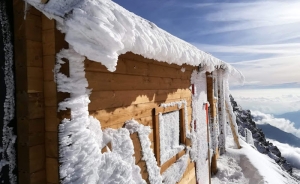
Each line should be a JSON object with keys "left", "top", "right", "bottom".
{"left": 267, "top": 139, "right": 300, "bottom": 169}
{"left": 231, "top": 56, "right": 300, "bottom": 86}
{"left": 251, "top": 110, "right": 300, "bottom": 138}
{"left": 194, "top": 43, "right": 300, "bottom": 55}
{"left": 196, "top": 1, "right": 300, "bottom": 34}
{"left": 231, "top": 88, "right": 300, "bottom": 115}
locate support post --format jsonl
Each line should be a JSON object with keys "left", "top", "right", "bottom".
{"left": 206, "top": 72, "right": 218, "bottom": 175}
{"left": 225, "top": 101, "right": 241, "bottom": 149}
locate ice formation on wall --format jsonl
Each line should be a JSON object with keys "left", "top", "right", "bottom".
{"left": 162, "top": 151, "right": 189, "bottom": 184}
{"left": 190, "top": 70, "right": 210, "bottom": 184}
{"left": 217, "top": 70, "right": 227, "bottom": 154}
{"left": 125, "top": 119, "right": 191, "bottom": 184}
{"left": 125, "top": 120, "right": 162, "bottom": 184}
{"left": 56, "top": 49, "right": 144, "bottom": 184}
{"left": 25, "top": 0, "right": 243, "bottom": 82}
{"left": 160, "top": 100, "right": 190, "bottom": 139}
{"left": 0, "top": 2, "right": 17, "bottom": 183}
{"left": 159, "top": 111, "right": 184, "bottom": 165}
{"left": 209, "top": 72, "right": 219, "bottom": 153}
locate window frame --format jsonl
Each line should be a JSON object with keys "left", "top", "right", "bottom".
{"left": 153, "top": 104, "right": 187, "bottom": 171}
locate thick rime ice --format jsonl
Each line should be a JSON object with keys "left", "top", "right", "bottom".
{"left": 162, "top": 151, "right": 189, "bottom": 184}
{"left": 209, "top": 72, "right": 219, "bottom": 153}
{"left": 25, "top": 0, "right": 244, "bottom": 81}
{"left": 190, "top": 70, "right": 210, "bottom": 184}
{"left": 160, "top": 100, "right": 190, "bottom": 138}
{"left": 0, "top": 2, "right": 17, "bottom": 183}
{"left": 56, "top": 49, "right": 144, "bottom": 184}
{"left": 125, "top": 120, "right": 162, "bottom": 184}
{"left": 217, "top": 70, "right": 227, "bottom": 154}
{"left": 159, "top": 111, "right": 184, "bottom": 165}
{"left": 159, "top": 100, "right": 190, "bottom": 165}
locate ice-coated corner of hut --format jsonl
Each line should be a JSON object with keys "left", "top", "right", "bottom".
{"left": 6, "top": 0, "right": 244, "bottom": 183}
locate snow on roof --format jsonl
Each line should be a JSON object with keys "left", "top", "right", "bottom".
{"left": 26, "top": 0, "right": 243, "bottom": 81}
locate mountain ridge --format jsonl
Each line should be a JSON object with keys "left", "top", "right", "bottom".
{"left": 256, "top": 124, "right": 300, "bottom": 147}
{"left": 275, "top": 111, "right": 300, "bottom": 129}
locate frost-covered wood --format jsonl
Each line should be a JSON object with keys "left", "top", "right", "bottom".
{"left": 56, "top": 49, "right": 145, "bottom": 184}
{"left": 24, "top": 0, "right": 244, "bottom": 82}
{"left": 217, "top": 70, "right": 227, "bottom": 155}
{"left": 190, "top": 71, "right": 210, "bottom": 184}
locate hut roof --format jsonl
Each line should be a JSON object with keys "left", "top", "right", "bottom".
{"left": 26, "top": 0, "right": 243, "bottom": 81}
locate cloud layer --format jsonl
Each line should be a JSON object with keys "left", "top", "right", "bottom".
{"left": 267, "top": 139, "right": 300, "bottom": 169}
{"left": 251, "top": 111, "right": 300, "bottom": 139}
{"left": 194, "top": 1, "right": 300, "bottom": 35}
{"left": 231, "top": 88, "right": 300, "bottom": 115}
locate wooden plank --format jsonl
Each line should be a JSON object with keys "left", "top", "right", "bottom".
{"left": 85, "top": 57, "right": 192, "bottom": 80}
{"left": 89, "top": 89, "right": 192, "bottom": 110}
{"left": 19, "top": 169, "right": 46, "bottom": 184}
{"left": 46, "top": 158, "right": 59, "bottom": 183}
{"left": 141, "top": 170, "right": 149, "bottom": 183}
{"left": 153, "top": 108, "right": 160, "bottom": 166}
{"left": 44, "top": 81, "right": 57, "bottom": 107}
{"left": 226, "top": 101, "right": 241, "bottom": 149}
{"left": 137, "top": 161, "right": 147, "bottom": 171}
{"left": 25, "top": 13, "right": 42, "bottom": 42}
{"left": 119, "top": 52, "right": 196, "bottom": 71}
{"left": 26, "top": 40, "right": 43, "bottom": 67}
{"left": 206, "top": 72, "right": 218, "bottom": 175}
{"left": 17, "top": 143, "right": 30, "bottom": 173}
{"left": 28, "top": 92, "right": 44, "bottom": 119}
{"left": 92, "top": 99, "right": 191, "bottom": 128}
{"left": 179, "top": 109, "right": 186, "bottom": 145}
{"left": 17, "top": 118, "right": 44, "bottom": 136}
{"left": 136, "top": 116, "right": 153, "bottom": 128}
{"left": 17, "top": 92, "right": 44, "bottom": 119}
{"left": 155, "top": 105, "right": 183, "bottom": 115}
{"left": 42, "top": 14, "right": 55, "bottom": 30}
{"left": 42, "top": 29, "right": 55, "bottom": 56}
{"left": 45, "top": 132, "right": 58, "bottom": 158}
{"left": 27, "top": 67, "right": 43, "bottom": 92}
{"left": 178, "top": 166, "right": 196, "bottom": 184}
{"left": 54, "top": 29, "right": 68, "bottom": 52}
{"left": 30, "top": 169, "right": 46, "bottom": 184}
{"left": 29, "top": 144, "right": 45, "bottom": 173}
{"left": 43, "top": 55, "right": 56, "bottom": 81}
{"left": 17, "top": 117, "right": 45, "bottom": 147}
{"left": 160, "top": 150, "right": 186, "bottom": 174}
{"left": 45, "top": 106, "right": 60, "bottom": 132}
{"left": 86, "top": 71, "right": 191, "bottom": 91}
{"left": 15, "top": 65, "right": 28, "bottom": 92}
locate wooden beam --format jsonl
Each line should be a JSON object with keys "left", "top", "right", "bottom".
{"left": 153, "top": 108, "right": 161, "bottom": 166}
{"left": 206, "top": 72, "right": 218, "bottom": 175}
{"left": 40, "top": 0, "right": 49, "bottom": 4}
{"left": 225, "top": 101, "right": 241, "bottom": 149}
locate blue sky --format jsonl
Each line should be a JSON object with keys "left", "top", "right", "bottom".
{"left": 113, "top": 0, "right": 300, "bottom": 89}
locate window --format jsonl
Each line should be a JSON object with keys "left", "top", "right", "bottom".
{"left": 153, "top": 104, "right": 187, "bottom": 169}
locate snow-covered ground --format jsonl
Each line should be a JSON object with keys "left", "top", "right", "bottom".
{"left": 212, "top": 136, "right": 299, "bottom": 184}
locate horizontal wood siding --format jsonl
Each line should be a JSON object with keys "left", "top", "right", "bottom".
{"left": 87, "top": 53, "right": 197, "bottom": 183}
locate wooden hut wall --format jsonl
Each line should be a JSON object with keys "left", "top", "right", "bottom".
{"left": 86, "top": 52, "right": 197, "bottom": 183}
{"left": 13, "top": 1, "right": 68, "bottom": 183}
